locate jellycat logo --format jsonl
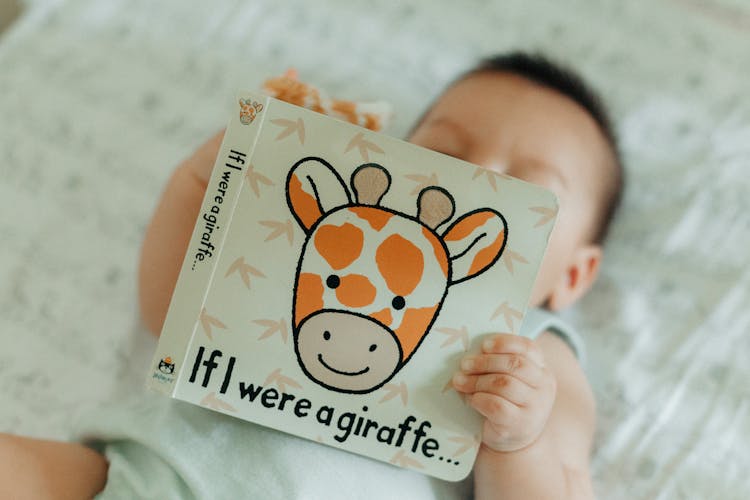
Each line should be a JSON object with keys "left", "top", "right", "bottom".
{"left": 159, "top": 357, "right": 176, "bottom": 374}
{"left": 239, "top": 98, "right": 264, "bottom": 125}
{"left": 152, "top": 356, "right": 176, "bottom": 384}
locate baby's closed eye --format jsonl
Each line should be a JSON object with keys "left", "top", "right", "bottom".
{"left": 410, "top": 119, "right": 471, "bottom": 160}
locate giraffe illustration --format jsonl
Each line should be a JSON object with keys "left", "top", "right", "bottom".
{"left": 286, "top": 157, "right": 508, "bottom": 394}
{"left": 239, "top": 98, "right": 264, "bottom": 125}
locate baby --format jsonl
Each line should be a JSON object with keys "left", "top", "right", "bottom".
{"left": 0, "top": 51, "right": 622, "bottom": 499}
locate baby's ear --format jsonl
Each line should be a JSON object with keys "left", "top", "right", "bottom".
{"left": 547, "top": 244, "right": 602, "bottom": 311}
{"left": 442, "top": 209, "right": 507, "bottom": 285}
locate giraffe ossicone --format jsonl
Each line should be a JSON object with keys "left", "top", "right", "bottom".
{"left": 286, "top": 157, "right": 508, "bottom": 394}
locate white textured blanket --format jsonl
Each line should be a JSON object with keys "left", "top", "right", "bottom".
{"left": 1, "top": 0, "right": 749, "bottom": 498}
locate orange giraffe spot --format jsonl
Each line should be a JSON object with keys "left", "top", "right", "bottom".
{"left": 295, "top": 273, "right": 324, "bottom": 326}
{"left": 443, "top": 211, "right": 495, "bottom": 241}
{"left": 335, "top": 274, "right": 376, "bottom": 308}
{"left": 349, "top": 206, "right": 392, "bottom": 231}
{"left": 469, "top": 229, "right": 506, "bottom": 276}
{"left": 289, "top": 174, "right": 322, "bottom": 229}
{"left": 314, "top": 223, "right": 364, "bottom": 270}
{"left": 422, "top": 226, "right": 448, "bottom": 277}
{"left": 376, "top": 234, "right": 424, "bottom": 296}
{"left": 395, "top": 305, "right": 438, "bottom": 359}
{"left": 370, "top": 307, "right": 393, "bottom": 327}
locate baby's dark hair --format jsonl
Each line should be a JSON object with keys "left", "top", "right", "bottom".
{"left": 462, "top": 51, "right": 624, "bottom": 244}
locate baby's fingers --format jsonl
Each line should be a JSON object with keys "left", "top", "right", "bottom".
{"left": 459, "top": 353, "right": 545, "bottom": 388}
{"left": 482, "top": 334, "right": 545, "bottom": 367}
{"left": 468, "top": 392, "right": 522, "bottom": 426}
{"left": 452, "top": 373, "right": 531, "bottom": 407}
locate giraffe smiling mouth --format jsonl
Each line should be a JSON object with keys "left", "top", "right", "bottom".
{"left": 317, "top": 354, "right": 370, "bottom": 376}
{"left": 295, "top": 310, "right": 401, "bottom": 392}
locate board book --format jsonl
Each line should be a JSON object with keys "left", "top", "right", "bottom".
{"left": 147, "top": 91, "right": 558, "bottom": 481}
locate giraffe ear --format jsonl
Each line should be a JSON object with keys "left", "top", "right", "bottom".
{"left": 442, "top": 209, "right": 508, "bottom": 285}
{"left": 286, "top": 158, "right": 351, "bottom": 232}
{"left": 351, "top": 164, "right": 391, "bottom": 205}
{"left": 417, "top": 187, "right": 454, "bottom": 230}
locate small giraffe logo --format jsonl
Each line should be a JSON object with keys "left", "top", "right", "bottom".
{"left": 239, "top": 98, "right": 264, "bottom": 125}
{"left": 286, "top": 157, "right": 508, "bottom": 394}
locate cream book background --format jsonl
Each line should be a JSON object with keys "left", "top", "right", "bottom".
{"left": 148, "top": 91, "right": 558, "bottom": 481}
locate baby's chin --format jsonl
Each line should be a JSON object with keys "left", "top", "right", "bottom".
{"left": 528, "top": 295, "right": 551, "bottom": 312}
{"left": 527, "top": 279, "right": 552, "bottom": 310}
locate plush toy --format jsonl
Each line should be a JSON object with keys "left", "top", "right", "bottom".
{"left": 262, "top": 68, "right": 391, "bottom": 132}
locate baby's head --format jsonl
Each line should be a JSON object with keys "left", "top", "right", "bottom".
{"left": 409, "top": 52, "right": 623, "bottom": 311}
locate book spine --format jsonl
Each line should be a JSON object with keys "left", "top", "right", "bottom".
{"left": 146, "top": 92, "right": 269, "bottom": 395}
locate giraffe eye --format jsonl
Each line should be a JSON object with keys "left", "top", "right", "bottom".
{"left": 392, "top": 296, "right": 405, "bottom": 310}
{"left": 326, "top": 275, "right": 340, "bottom": 289}
{"left": 369, "top": 344, "right": 377, "bottom": 352}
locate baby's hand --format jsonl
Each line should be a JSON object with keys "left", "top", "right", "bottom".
{"left": 452, "top": 334, "right": 556, "bottom": 453}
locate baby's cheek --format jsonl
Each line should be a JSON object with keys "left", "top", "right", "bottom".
{"left": 528, "top": 233, "right": 567, "bottom": 307}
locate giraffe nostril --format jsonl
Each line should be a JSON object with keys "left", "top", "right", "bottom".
{"left": 323, "top": 331, "right": 331, "bottom": 340}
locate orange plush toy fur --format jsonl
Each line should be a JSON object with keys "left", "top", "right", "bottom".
{"left": 262, "top": 69, "right": 391, "bottom": 132}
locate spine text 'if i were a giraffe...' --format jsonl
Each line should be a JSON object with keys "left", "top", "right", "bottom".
{"left": 192, "top": 149, "right": 246, "bottom": 269}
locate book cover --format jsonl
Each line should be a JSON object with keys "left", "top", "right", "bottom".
{"left": 147, "top": 91, "right": 558, "bottom": 481}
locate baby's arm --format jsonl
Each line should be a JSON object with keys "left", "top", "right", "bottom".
{"left": 453, "top": 331, "right": 596, "bottom": 499}
{"left": 138, "top": 131, "right": 224, "bottom": 336}
{"left": 0, "top": 433, "right": 108, "bottom": 499}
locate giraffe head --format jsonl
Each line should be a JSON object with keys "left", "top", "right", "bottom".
{"left": 286, "top": 158, "right": 507, "bottom": 394}
{"left": 239, "top": 98, "right": 264, "bottom": 125}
